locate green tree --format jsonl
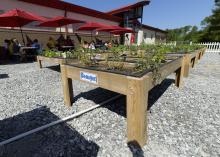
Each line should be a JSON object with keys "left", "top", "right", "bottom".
{"left": 200, "top": 0, "right": 220, "bottom": 41}
{"left": 167, "top": 0, "right": 219, "bottom": 42}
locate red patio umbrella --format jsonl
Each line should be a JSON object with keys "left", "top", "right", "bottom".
{"left": 77, "top": 22, "right": 109, "bottom": 41}
{"left": 77, "top": 22, "right": 107, "bottom": 31}
{"left": 110, "top": 28, "right": 135, "bottom": 35}
{"left": 0, "top": 9, "right": 47, "bottom": 45}
{"left": 96, "top": 25, "right": 129, "bottom": 41}
{"left": 38, "top": 16, "right": 84, "bottom": 37}
{"left": 38, "top": 16, "right": 84, "bottom": 28}
{"left": 96, "top": 25, "right": 124, "bottom": 32}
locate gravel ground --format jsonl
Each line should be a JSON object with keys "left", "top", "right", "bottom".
{"left": 0, "top": 52, "right": 219, "bottom": 157}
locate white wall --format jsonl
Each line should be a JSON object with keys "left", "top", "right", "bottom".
{"left": 137, "top": 30, "right": 144, "bottom": 45}
{"left": 155, "top": 32, "right": 166, "bottom": 42}
{"left": 1, "top": 0, "right": 119, "bottom": 32}
{"left": 142, "top": 28, "right": 155, "bottom": 44}
{"left": 140, "top": 28, "right": 166, "bottom": 44}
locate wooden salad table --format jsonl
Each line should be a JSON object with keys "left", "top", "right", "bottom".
{"left": 37, "top": 56, "right": 76, "bottom": 69}
{"left": 166, "top": 48, "right": 205, "bottom": 77}
{"left": 60, "top": 56, "right": 185, "bottom": 147}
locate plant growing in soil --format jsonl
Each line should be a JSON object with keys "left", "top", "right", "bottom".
{"left": 42, "top": 50, "right": 61, "bottom": 58}
{"left": 64, "top": 43, "right": 204, "bottom": 78}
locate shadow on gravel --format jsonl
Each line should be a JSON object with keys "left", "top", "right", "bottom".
{"left": 0, "top": 106, "right": 99, "bottom": 157}
{"left": 73, "top": 78, "right": 175, "bottom": 117}
{"left": 0, "top": 74, "right": 9, "bottom": 79}
{"left": 0, "top": 60, "right": 35, "bottom": 65}
{"left": 128, "top": 141, "right": 144, "bottom": 157}
{"left": 47, "top": 65, "right": 61, "bottom": 72}
{"left": 148, "top": 78, "right": 174, "bottom": 110}
{"left": 74, "top": 87, "right": 123, "bottom": 115}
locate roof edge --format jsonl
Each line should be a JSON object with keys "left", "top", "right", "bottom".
{"left": 106, "top": 0, "right": 150, "bottom": 15}
{"left": 17, "top": 0, "right": 122, "bottom": 23}
{"left": 142, "top": 24, "right": 167, "bottom": 34}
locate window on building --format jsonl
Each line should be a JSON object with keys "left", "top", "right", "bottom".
{"left": 144, "top": 33, "right": 147, "bottom": 39}
{"left": 151, "top": 34, "right": 154, "bottom": 39}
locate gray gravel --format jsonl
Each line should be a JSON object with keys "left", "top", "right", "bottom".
{"left": 0, "top": 53, "right": 220, "bottom": 157}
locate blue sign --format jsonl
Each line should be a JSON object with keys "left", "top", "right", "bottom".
{"left": 80, "top": 71, "right": 98, "bottom": 84}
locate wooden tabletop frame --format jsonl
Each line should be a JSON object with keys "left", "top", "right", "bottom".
{"left": 60, "top": 56, "right": 185, "bottom": 147}
{"left": 166, "top": 48, "right": 205, "bottom": 77}
{"left": 37, "top": 56, "right": 76, "bottom": 68}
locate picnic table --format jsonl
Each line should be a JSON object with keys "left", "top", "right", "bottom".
{"left": 20, "top": 46, "right": 37, "bottom": 61}
{"left": 61, "top": 46, "right": 74, "bottom": 51}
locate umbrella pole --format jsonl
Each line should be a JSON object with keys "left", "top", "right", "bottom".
{"left": 91, "top": 30, "right": 93, "bottom": 42}
{"left": 20, "top": 27, "right": 25, "bottom": 46}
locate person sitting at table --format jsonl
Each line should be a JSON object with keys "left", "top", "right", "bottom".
{"left": 7, "top": 38, "right": 21, "bottom": 60}
{"left": 83, "top": 41, "right": 89, "bottom": 49}
{"left": 89, "top": 41, "right": 95, "bottom": 50}
{"left": 65, "top": 35, "right": 74, "bottom": 47}
{"left": 47, "top": 37, "right": 57, "bottom": 49}
{"left": 57, "top": 35, "right": 67, "bottom": 51}
{"left": 31, "top": 39, "right": 41, "bottom": 54}
{"left": 3, "top": 39, "right": 10, "bottom": 60}
{"left": 12, "top": 39, "right": 21, "bottom": 54}
{"left": 107, "top": 42, "right": 112, "bottom": 49}
{"left": 8, "top": 39, "right": 15, "bottom": 58}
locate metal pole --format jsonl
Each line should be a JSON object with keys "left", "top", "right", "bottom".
{"left": 91, "top": 30, "right": 93, "bottom": 42}
{"left": 64, "top": 9, "right": 68, "bottom": 39}
{"left": 20, "top": 27, "right": 25, "bottom": 46}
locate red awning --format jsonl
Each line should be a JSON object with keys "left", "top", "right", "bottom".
{"left": 77, "top": 22, "right": 108, "bottom": 31}
{"left": 38, "top": 16, "right": 84, "bottom": 27}
{"left": 0, "top": 8, "right": 47, "bottom": 27}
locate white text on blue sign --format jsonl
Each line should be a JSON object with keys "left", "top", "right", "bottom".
{"left": 80, "top": 71, "right": 98, "bottom": 84}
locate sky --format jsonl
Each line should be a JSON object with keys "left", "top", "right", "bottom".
{"left": 63, "top": 0, "right": 215, "bottom": 30}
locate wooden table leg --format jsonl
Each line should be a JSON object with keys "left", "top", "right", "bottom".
{"left": 198, "top": 51, "right": 202, "bottom": 60}
{"left": 183, "top": 54, "right": 190, "bottom": 77}
{"left": 127, "top": 77, "right": 148, "bottom": 147}
{"left": 37, "top": 58, "right": 42, "bottom": 69}
{"left": 175, "top": 59, "right": 184, "bottom": 88}
{"left": 191, "top": 57, "right": 196, "bottom": 68}
{"left": 195, "top": 53, "right": 199, "bottom": 65}
{"left": 61, "top": 65, "right": 74, "bottom": 107}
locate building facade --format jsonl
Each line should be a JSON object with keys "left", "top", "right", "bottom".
{"left": 0, "top": 0, "right": 166, "bottom": 45}
{"left": 105, "top": 0, "right": 167, "bottom": 45}
{"left": 139, "top": 24, "right": 167, "bottom": 45}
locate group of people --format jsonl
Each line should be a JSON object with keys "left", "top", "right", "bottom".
{"left": 1, "top": 34, "right": 121, "bottom": 61}
{"left": 2, "top": 37, "right": 41, "bottom": 60}
{"left": 46, "top": 35, "right": 74, "bottom": 51}
{"left": 2, "top": 34, "right": 75, "bottom": 61}
{"left": 82, "top": 38, "right": 119, "bottom": 50}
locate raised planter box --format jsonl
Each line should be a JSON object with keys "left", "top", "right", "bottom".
{"left": 166, "top": 48, "right": 205, "bottom": 77}
{"left": 37, "top": 56, "right": 76, "bottom": 68}
{"left": 60, "top": 56, "right": 185, "bottom": 147}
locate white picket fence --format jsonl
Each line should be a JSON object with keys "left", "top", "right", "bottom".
{"left": 200, "top": 42, "right": 220, "bottom": 53}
